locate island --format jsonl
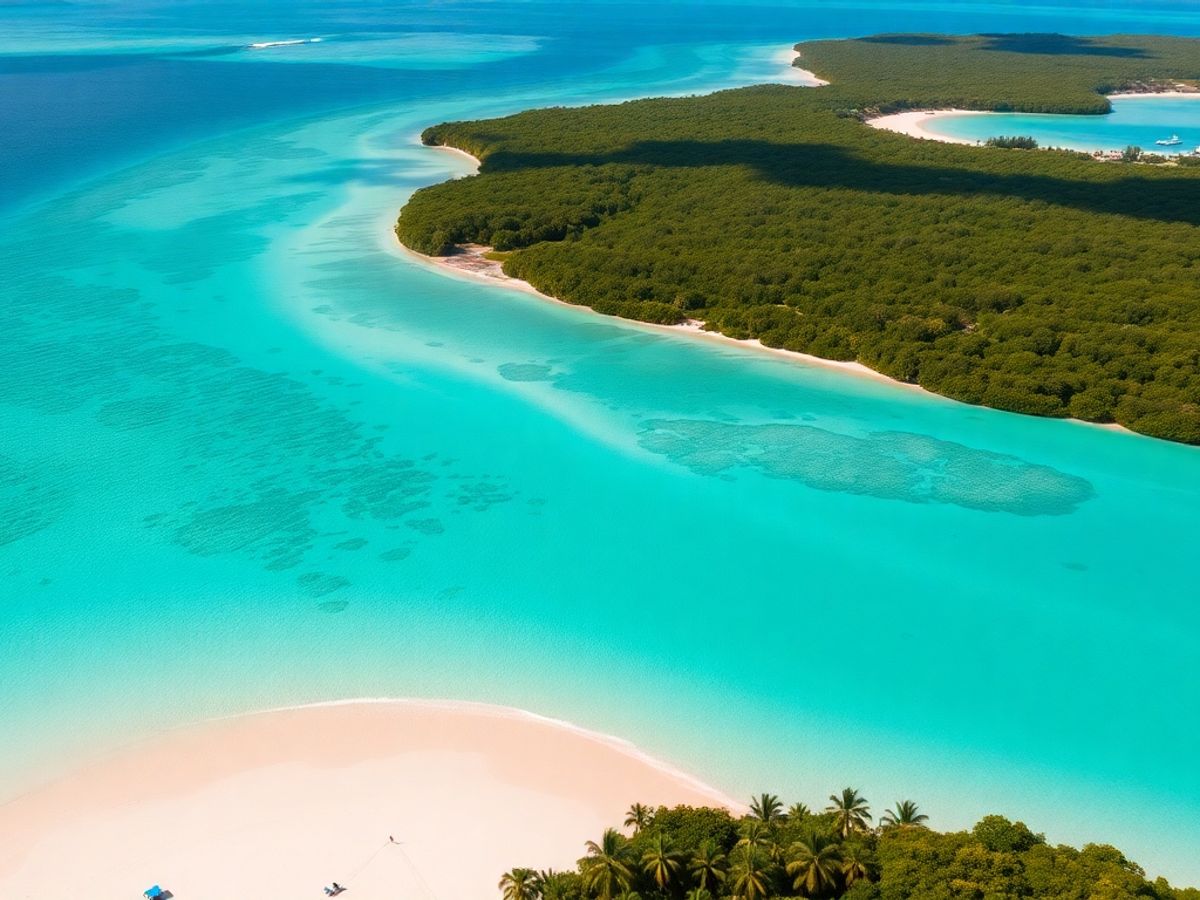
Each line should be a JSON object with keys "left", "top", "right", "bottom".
{"left": 503, "top": 795, "right": 1200, "bottom": 899}
{"left": 396, "top": 33, "right": 1200, "bottom": 444}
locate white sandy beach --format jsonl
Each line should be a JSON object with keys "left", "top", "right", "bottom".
{"left": 1107, "top": 89, "right": 1200, "bottom": 99}
{"left": 867, "top": 108, "right": 991, "bottom": 144}
{"left": 774, "top": 48, "right": 829, "bottom": 86}
{"left": 429, "top": 143, "right": 481, "bottom": 165}
{"left": 0, "top": 700, "right": 738, "bottom": 900}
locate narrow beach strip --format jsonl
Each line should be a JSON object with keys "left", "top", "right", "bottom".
{"left": 776, "top": 48, "right": 829, "bottom": 86}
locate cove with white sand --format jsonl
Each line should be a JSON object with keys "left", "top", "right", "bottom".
{"left": 872, "top": 93, "right": 1200, "bottom": 153}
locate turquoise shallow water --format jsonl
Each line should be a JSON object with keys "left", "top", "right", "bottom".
{"left": 2, "top": 0, "right": 1200, "bottom": 885}
{"left": 929, "top": 95, "right": 1200, "bottom": 152}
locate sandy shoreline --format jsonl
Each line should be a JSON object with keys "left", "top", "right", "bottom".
{"left": 398, "top": 189, "right": 1128, "bottom": 431}
{"left": 428, "top": 142, "right": 480, "bottom": 165}
{"left": 1107, "top": 89, "right": 1200, "bottom": 100}
{"left": 867, "top": 108, "right": 992, "bottom": 144}
{"left": 0, "top": 700, "right": 739, "bottom": 900}
{"left": 775, "top": 47, "right": 829, "bottom": 86}
{"left": 869, "top": 90, "right": 1200, "bottom": 147}
{"left": 413, "top": 141, "right": 906, "bottom": 388}
{"left": 400, "top": 239, "right": 923, "bottom": 392}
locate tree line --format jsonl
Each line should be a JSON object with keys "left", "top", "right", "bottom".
{"left": 497, "top": 792, "right": 1199, "bottom": 900}
{"left": 793, "top": 33, "right": 1200, "bottom": 115}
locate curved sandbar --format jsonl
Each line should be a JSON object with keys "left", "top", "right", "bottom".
{"left": 867, "top": 108, "right": 993, "bottom": 144}
{"left": 0, "top": 700, "right": 739, "bottom": 900}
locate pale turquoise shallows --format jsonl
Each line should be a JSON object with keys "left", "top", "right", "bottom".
{"left": 2, "top": 4, "right": 1200, "bottom": 887}
{"left": 927, "top": 95, "right": 1200, "bottom": 152}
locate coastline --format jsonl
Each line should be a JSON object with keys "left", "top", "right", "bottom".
{"left": 428, "top": 142, "right": 481, "bottom": 165}
{"left": 0, "top": 699, "right": 739, "bottom": 899}
{"left": 403, "top": 139, "right": 1132, "bottom": 434}
{"left": 399, "top": 239, "right": 925, "bottom": 393}
{"left": 1107, "top": 89, "right": 1200, "bottom": 99}
{"left": 408, "top": 140, "right": 908, "bottom": 388}
{"left": 777, "top": 47, "right": 829, "bottom": 86}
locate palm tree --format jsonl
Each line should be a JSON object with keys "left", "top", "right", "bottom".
{"left": 689, "top": 839, "right": 727, "bottom": 892}
{"left": 583, "top": 828, "right": 634, "bottom": 900}
{"left": 728, "top": 845, "right": 773, "bottom": 900}
{"left": 826, "top": 787, "right": 872, "bottom": 838}
{"left": 499, "top": 867, "right": 539, "bottom": 900}
{"left": 786, "top": 832, "right": 844, "bottom": 897}
{"left": 749, "top": 792, "right": 784, "bottom": 824}
{"left": 880, "top": 800, "right": 928, "bottom": 829}
{"left": 641, "top": 832, "right": 684, "bottom": 890}
{"left": 534, "top": 870, "right": 554, "bottom": 897}
{"left": 685, "top": 890, "right": 714, "bottom": 900}
{"left": 624, "top": 802, "right": 653, "bottom": 833}
{"left": 737, "top": 819, "right": 780, "bottom": 864}
{"left": 538, "top": 871, "right": 575, "bottom": 900}
{"left": 840, "top": 842, "right": 877, "bottom": 888}
{"left": 614, "top": 892, "right": 642, "bottom": 900}
{"left": 787, "top": 802, "right": 811, "bottom": 821}
{"left": 737, "top": 819, "right": 772, "bottom": 850}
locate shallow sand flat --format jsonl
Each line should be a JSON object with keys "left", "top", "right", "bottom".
{"left": 0, "top": 701, "right": 737, "bottom": 900}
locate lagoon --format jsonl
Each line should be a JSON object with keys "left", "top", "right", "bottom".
{"left": 2, "top": 0, "right": 1199, "bottom": 885}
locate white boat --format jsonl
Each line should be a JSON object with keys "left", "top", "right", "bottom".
{"left": 1155, "top": 134, "right": 1183, "bottom": 146}
{"left": 248, "top": 37, "right": 323, "bottom": 50}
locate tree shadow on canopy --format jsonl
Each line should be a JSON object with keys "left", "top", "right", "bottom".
{"left": 481, "top": 138, "right": 1200, "bottom": 227}
{"left": 977, "top": 34, "right": 1152, "bottom": 58}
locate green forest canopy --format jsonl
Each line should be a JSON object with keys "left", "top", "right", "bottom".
{"left": 795, "top": 33, "right": 1200, "bottom": 114}
{"left": 396, "top": 33, "right": 1200, "bottom": 444}
{"left": 501, "top": 795, "right": 1200, "bottom": 900}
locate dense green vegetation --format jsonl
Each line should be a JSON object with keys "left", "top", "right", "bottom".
{"left": 396, "top": 34, "right": 1200, "bottom": 443}
{"left": 794, "top": 33, "right": 1200, "bottom": 114}
{"left": 985, "top": 136, "right": 1038, "bottom": 149}
{"left": 497, "top": 793, "right": 1200, "bottom": 899}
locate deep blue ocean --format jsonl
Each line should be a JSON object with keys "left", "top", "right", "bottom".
{"left": 3, "top": 0, "right": 1199, "bottom": 884}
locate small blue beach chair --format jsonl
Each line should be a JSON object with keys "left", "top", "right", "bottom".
{"left": 143, "top": 886, "right": 164, "bottom": 899}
